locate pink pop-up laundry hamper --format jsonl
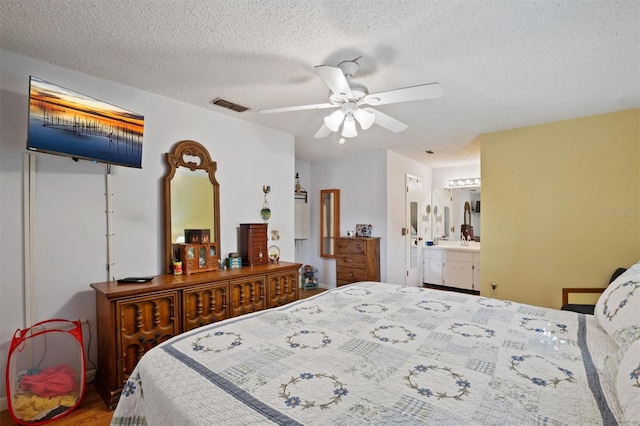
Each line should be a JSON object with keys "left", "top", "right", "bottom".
{"left": 5, "top": 319, "right": 86, "bottom": 425}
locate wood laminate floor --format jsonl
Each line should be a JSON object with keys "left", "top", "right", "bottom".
{"left": 1, "top": 287, "right": 327, "bottom": 425}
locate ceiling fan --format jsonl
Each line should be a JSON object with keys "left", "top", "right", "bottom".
{"left": 258, "top": 57, "right": 444, "bottom": 139}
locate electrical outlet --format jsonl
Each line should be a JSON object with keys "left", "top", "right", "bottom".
{"left": 490, "top": 282, "right": 498, "bottom": 295}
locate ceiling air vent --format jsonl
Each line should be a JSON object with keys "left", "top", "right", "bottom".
{"left": 209, "top": 97, "right": 249, "bottom": 113}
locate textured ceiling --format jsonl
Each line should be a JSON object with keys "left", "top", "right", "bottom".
{"left": 1, "top": 0, "right": 639, "bottom": 167}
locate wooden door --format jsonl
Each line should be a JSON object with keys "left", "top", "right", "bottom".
{"left": 116, "top": 292, "right": 178, "bottom": 386}
{"left": 183, "top": 282, "right": 229, "bottom": 331}
{"left": 229, "top": 276, "right": 265, "bottom": 317}
{"left": 267, "top": 270, "right": 299, "bottom": 308}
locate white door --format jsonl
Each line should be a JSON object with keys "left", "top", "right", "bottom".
{"left": 405, "top": 174, "right": 422, "bottom": 286}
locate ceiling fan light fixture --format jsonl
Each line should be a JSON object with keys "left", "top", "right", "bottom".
{"left": 342, "top": 115, "right": 358, "bottom": 138}
{"left": 324, "top": 110, "right": 345, "bottom": 132}
{"left": 354, "top": 108, "right": 375, "bottom": 130}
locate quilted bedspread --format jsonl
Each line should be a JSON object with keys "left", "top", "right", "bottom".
{"left": 111, "top": 282, "right": 624, "bottom": 425}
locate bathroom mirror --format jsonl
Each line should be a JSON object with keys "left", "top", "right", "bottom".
{"left": 431, "top": 188, "right": 451, "bottom": 240}
{"left": 320, "top": 189, "right": 340, "bottom": 258}
{"left": 163, "top": 140, "right": 220, "bottom": 273}
{"left": 430, "top": 187, "right": 481, "bottom": 241}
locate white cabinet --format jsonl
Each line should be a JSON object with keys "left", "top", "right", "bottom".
{"left": 444, "top": 260, "right": 473, "bottom": 290}
{"left": 423, "top": 248, "right": 444, "bottom": 285}
{"left": 423, "top": 247, "right": 480, "bottom": 291}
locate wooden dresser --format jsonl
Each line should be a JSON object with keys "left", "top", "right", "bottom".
{"left": 335, "top": 237, "right": 381, "bottom": 286}
{"left": 90, "top": 261, "right": 301, "bottom": 409}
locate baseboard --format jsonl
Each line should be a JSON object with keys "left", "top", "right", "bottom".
{"left": 86, "top": 368, "right": 96, "bottom": 384}
{"left": 1, "top": 396, "right": 7, "bottom": 412}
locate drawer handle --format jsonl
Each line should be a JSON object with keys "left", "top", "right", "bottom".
{"left": 138, "top": 331, "right": 161, "bottom": 346}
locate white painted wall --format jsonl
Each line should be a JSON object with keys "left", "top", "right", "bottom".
{"left": 0, "top": 50, "right": 295, "bottom": 401}
{"left": 309, "top": 150, "right": 387, "bottom": 287}
{"left": 307, "top": 150, "right": 432, "bottom": 288}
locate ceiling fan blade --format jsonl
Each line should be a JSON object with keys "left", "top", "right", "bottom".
{"left": 324, "top": 110, "right": 345, "bottom": 132}
{"left": 363, "top": 107, "right": 408, "bottom": 133}
{"left": 314, "top": 123, "right": 332, "bottom": 138}
{"left": 363, "top": 83, "right": 444, "bottom": 106}
{"left": 314, "top": 65, "right": 353, "bottom": 99}
{"left": 259, "top": 102, "right": 336, "bottom": 114}
{"left": 353, "top": 108, "right": 375, "bottom": 130}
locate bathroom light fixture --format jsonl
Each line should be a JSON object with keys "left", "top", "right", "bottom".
{"left": 449, "top": 177, "right": 481, "bottom": 188}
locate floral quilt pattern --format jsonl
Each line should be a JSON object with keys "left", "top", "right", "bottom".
{"left": 111, "top": 282, "right": 623, "bottom": 426}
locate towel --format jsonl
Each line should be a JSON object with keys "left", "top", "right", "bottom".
{"left": 295, "top": 202, "right": 309, "bottom": 239}
{"left": 21, "top": 364, "right": 78, "bottom": 398}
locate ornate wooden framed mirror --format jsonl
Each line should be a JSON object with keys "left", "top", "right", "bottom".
{"left": 320, "top": 189, "right": 340, "bottom": 258}
{"left": 163, "top": 140, "right": 220, "bottom": 274}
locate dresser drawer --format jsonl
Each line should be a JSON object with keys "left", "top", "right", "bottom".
{"left": 444, "top": 250, "right": 474, "bottom": 262}
{"left": 337, "top": 267, "right": 366, "bottom": 282}
{"left": 336, "top": 253, "right": 366, "bottom": 268}
{"left": 335, "top": 238, "right": 366, "bottom": 255}
{"left": 334, "top": 237, "right": 381, "bottom": 286}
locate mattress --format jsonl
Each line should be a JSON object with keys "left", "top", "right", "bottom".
{"left": 111, "top": 281, "right": 625, "bottom": 425}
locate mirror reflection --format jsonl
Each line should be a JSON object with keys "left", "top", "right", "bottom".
{"left": 431, "top": 188, "right": 451, "bottom": 240}
{"left": 430, "top": 187, "right": 481, "bottom": 241}
{"left": 170, "top": 169, "right": 214, "bottom": 243}
{"left": 320, "top": 189, "right": 340, "bottom": 258}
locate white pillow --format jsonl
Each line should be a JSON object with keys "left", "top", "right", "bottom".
{"left": 616, "top": 339, "right": 640, "bottom": 423}
{"left": 594, "top": 268, "right": 640, "bottom": 348}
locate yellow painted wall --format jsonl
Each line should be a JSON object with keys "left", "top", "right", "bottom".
{"left": 480, "top": 109, "right": 640, "bottom": 309}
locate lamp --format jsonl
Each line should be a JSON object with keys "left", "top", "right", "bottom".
{"left": 353, "top": 108, "right": 375, "bottom": 130}
{"left": 342, "top": 115, "right": 358, "bottom": 138}
{"left": 449, "top": 178, "right": 481, "bottom": 188}
{"left": 324, "top": 110, "right": 345, "bottom": 132}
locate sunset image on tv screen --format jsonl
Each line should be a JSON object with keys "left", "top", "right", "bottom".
{"left": 27, "top": 76, "right": 144, "bottom": 168}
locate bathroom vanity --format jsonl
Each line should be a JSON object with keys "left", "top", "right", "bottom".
{"left": 423, "top": 242, "right": 480, "bottom": 291}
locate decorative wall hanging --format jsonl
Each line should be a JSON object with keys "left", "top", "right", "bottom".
{"left": 261, "top": 185, "right": 271, "bottom": 221}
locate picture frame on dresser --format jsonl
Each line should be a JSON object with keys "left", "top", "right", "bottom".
{"left": 355, "top": 224, "right": 372, "bottom": 237}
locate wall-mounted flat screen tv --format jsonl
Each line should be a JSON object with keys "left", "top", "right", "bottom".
{"left": 27, "top": 76, "right": 144, "bottom": 168}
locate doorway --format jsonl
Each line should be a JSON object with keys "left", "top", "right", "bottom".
{"left": 405, "top": 174, "right": 422, "bottom": 286}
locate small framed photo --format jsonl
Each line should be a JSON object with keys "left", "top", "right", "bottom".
{"left": 355, "top": 224, "right": 372, "bottom": 237}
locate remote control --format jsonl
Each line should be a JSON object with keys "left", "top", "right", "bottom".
{"left": 117, "top": 277, "right": 154, "bottom": 284}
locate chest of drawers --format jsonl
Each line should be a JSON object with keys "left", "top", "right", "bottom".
{"left": 335, "top": 237, "right": 380, "bottom": 286}
{"left": 238, "top": 223, "right": 268, "bottom": 266}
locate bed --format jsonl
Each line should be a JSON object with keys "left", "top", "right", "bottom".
{"left": 111, "top": 265, "right": 640, "bottom": 425}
